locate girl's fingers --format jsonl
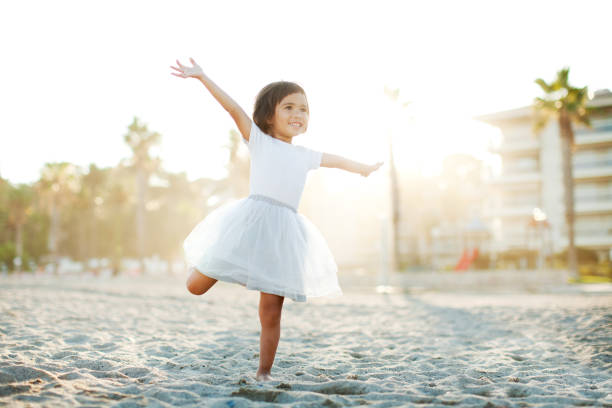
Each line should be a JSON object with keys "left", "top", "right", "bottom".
{"left": 190, "top": 57, "right": 201, "bottom": 68}
{"left": 170, "top": 65, "right": 182, "bottom": 72}
{"left": 176, "top": 59, "right": 184, "bottom": 67}
{"left": 170, "top": 72, "right": 186, "bottom": 77}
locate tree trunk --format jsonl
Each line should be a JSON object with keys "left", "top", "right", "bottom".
{"left": 15, "top": 223, "right": 23, "bottom": 273}
{"left": 48, "top": 201, "right": 60, "bottom": 274}
{"left": 111, "top": 201, "right": 123, "bottom": 277}
{"left": 559, "top": 113, "right": 578, "bottom": 277}
{"left": 389, "top": 140, "right": 401, "bottom": 271}
{"left": 136, "top": 168, "right": 146, "bottom": 273}
{"left": 91, "top": 212, "right": 97, "bottom": 264}
{"left": 78, "top": 211, "right": 86, "bottom": 262}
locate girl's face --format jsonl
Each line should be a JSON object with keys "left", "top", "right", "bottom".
{"left": 268, "top": 93, "right": 309, "bottom": 140}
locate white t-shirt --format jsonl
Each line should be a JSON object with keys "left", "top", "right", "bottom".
{"left": 243, "top": 122, "right": 322, "bottom": 210}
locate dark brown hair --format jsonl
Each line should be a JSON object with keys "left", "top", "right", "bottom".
{"left": 253, "top": 81, "right": 308, "bottom": 135}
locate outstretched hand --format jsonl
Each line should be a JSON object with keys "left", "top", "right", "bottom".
{"left": 170, "top": 58, "right": 204, "bottom": 79}
{"left": 359, "top": 161, "right": 384, "bottom": 177}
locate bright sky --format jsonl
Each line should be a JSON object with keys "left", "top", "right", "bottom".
{"left": 1, "top": 0, "right": 611, "bottom": 184}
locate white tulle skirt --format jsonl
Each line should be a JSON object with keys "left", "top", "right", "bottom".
{"left": 183, "top": 194, "right": 342, "bottom": 302}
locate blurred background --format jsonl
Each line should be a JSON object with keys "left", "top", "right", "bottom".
{"left": 1, "top": 0, "right": 611, "bottom": 284}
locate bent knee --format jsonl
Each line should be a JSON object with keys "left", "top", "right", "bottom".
{"left": 185, "top": 269, "right": 216, "bottom": 295}
{"left": 186, "top": 278, "right": 206, "bottom": 295}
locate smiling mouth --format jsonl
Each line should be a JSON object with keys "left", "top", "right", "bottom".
{"left": 289, "top": 122, "right": 302, "bottom": 128}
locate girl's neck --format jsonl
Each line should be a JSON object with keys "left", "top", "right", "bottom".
{"left": 270, "top": 133, "right": 293, "bottom": 144}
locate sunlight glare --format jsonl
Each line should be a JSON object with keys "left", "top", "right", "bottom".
{"left": 387, "top": 101, "right": 502, "bottom": 177}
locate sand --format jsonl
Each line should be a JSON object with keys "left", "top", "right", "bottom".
{"left": 0, "top": 273, "right": 611, "bottom": 407}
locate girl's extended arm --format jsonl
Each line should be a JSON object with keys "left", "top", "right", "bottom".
{"left": 321, "top": 153, "right": 384, "bottom": 177}
{"left": 171, "top": 58, "right": 251, "bottom": 141}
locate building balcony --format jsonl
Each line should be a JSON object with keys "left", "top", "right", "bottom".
{"left": 429, "top": 245, "right": 462, "bottom": 256}
{"left": 497, "top": 235, "right": 530, "bottom": 250}
{"left": 492, "top": 138, "right": 540, "bottom": 156}
{"left": 569, "top": 234, "right": 612, "bottom": 250}
{"left": 490, "top": 171, "right": 541, "bottom": 185}
{"left": 483, "top": 205, "right": 535, "bottom": 218}
{"left": 429, "top": 229, "right": 461, "bottom": 238}
{"left": 575, "top": 130, "right": 612, "bottom": 151}
{"left": 573, "top": 162, "right": 612, "bottom": 181}
{"left": 575, "top": 196, "right": 612, "bottom": 214}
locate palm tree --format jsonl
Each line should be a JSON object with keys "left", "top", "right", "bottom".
{"left": 533, "top": 67, "right": 591, "bottom": 277}
{"left": 7, "top": 184, "right": 34, "bottom": 272}
{"left": 78, "top": 164, "right": 108, "bottom": 262}
{"left": 36, "top": 162, "right": 80, "bottom": 273}
{"left": 151, "top": 171, "right": 203, "bottom": 263}
{"left": 123, "top": 116, "right": 161, "bottom": 271}
{"left": 384, "top": 88, "right": 401, "bottom": 271}
{"left": 384, "top": 87, "right": 410, "bottom": 271}
{"left": 105, "top": 182, "right": 129, "bottom": 276}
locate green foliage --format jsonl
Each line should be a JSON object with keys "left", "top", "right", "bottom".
{"left": 533, "top": 67, "right": 592, "bottom": 276}
{"left": 0, "top": 118, "right": 246, "bottom": 272}
{"left": 0, "top": 242, "right": 16, "bottom": 270}
{"left": 533, "top": 67, "right": 591, "bottom": 137}
{"left": 553, "top": 247, "right": 599, "bottom": 264}
{"left": 22, "top": 212, "right": 49, "bottom": 264}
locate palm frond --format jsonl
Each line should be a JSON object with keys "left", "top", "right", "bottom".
{"left": 556, "top": 67, "right": 570, "bottom": 89}
{"left": 576, "top": 85, "right": 589, "bottom": 100}
{"left": 533, "top": 97, "right": 557, "bottom": 113}
{"left": 573, "top": 112, "right": 591, "bottom": 128}
{"left": 535, "top": 78, "right": 552, "bottom": 93}
{"left": 532, "top": 107, "right": 554, "bottom": 134}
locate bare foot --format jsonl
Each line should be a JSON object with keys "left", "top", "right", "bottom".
{"left": 256, "top": 370, "right": 273, "bottom": 381}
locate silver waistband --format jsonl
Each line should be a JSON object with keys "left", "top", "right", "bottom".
{"left": 248, "top": 194, "right": 297, "bottom": 213}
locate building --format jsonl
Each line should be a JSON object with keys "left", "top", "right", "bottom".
{"left": 476, "top": 89, "right": 612, "bottom": 265}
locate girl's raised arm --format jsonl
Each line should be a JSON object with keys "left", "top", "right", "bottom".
{"left": 321, "top": 153, "right": 383, "bottom": 177}
{"left": 171, "top": 58, "right": 251, "bottom": 141}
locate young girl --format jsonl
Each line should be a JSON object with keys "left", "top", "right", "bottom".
{"left": 171, "top": 58, "right": 383, "bottom": 381}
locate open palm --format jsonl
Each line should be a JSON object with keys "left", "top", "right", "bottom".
{"left": 170, "top": 58, "right": 203, "bottom": 79}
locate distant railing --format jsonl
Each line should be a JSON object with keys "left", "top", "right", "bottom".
{"left": 574, "top": 228, "right": 612, "bottom": 236}
{"left": 502, "top": 196, "right": 540, "bottom": 206}
{"left": 573, "top": 160, "right": 612, "bottom": 169}
{"left": 575, "top": 124, "right": 612, "bottom": 134}
{"left": 503, "top": 166, "right": 540, "bottom": 174}
{"left": 496, "top": 138, "right": 539, "bottom": 150}
{"left": 575, "top": 192, "right": 612, "bottom": 202}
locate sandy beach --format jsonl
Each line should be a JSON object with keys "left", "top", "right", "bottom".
{"left": 1, "top": 272, "right": 611, "bottom": 407}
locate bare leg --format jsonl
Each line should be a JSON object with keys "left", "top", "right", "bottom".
{"left": 186, "top": 268, "right": 217, "bottom": 295}
{"left": 256, "top": 292, "right": 284, "bottom": 381}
